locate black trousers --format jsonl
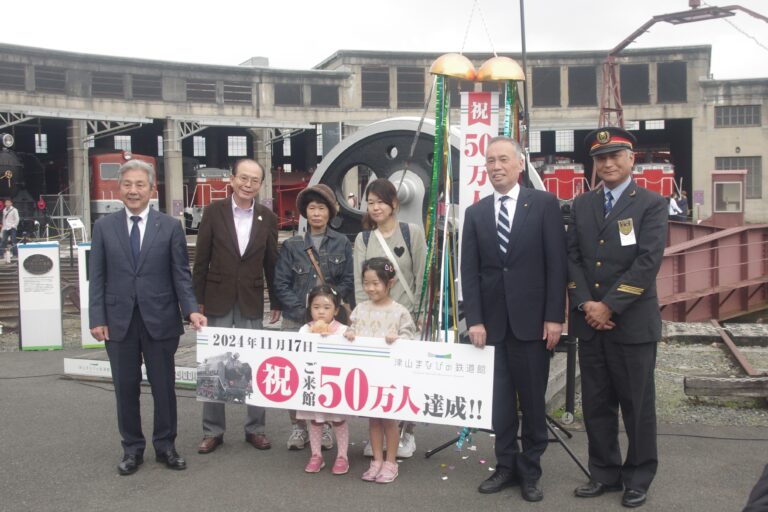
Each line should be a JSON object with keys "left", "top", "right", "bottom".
{"left": 744, "top": 464, "right": 768, "bottom": 512}
{"left": 491, "top": 327, "right": 551, "bottom": 482}
{"left": 579, "top": 334, "right": 658, "bottom": 492}
{"left": 105, "top": 307, "right": 180, "bottom": 456}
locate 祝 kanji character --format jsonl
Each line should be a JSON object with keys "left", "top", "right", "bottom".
{"left": 260, "top": 363, "right": 293, "bottom": 397}
{"left": 471, "top": 100, "right": 489, "bottom": 121}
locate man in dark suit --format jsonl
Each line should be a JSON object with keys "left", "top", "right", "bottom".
{"left": 568, "top": 127, "right": 667, "bottom": 508}
{"left": 461, "top": 137, "right": 567, "bottom": 502}
{"left": 194, "top": 158, "right": 280, "bottom": 454}
{"left": 89, "top": 159, "right": 206, "bottom": 476}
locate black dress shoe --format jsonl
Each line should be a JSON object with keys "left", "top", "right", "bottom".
{"left": 478, "top": 469, "right": 518, "bottom": 494}
{"left": 117, "top": 453, "right": 143, "bottom": 475}
{"left": 575, "top": 480, "right": 624, "bottom": 497}
{"left": 521, "top": 480, "right": 544, "bottom": 502}
{"left": 155, "top": 448, "right": 187, "bottom": 470}
{"left": 622, "top": 489, "right": 647, "bottom": 508}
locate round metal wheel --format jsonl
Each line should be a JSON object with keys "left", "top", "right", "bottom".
{"left": 561, "top": 411, "right": 574, "bottom": 425}
{"left": 302, "top": 117, "right": 461, "bottom": 237}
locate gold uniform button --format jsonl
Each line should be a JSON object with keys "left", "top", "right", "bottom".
{"left": 594, "top": 283, "right": 600, "bottom": 288}
{"left": 596, "top": 261, "right": 602, "bottom": 267}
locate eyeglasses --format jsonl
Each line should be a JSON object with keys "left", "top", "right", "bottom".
{"left": 235, "top": 175, "right": 262, "bottom": 186}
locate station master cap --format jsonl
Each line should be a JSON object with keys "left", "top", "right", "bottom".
{"left": 584, "top": 127, "right": 637, "bottom": 156}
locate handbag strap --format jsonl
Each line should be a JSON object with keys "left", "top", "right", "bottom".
{"left": 305, "top": 247, "right": 326, "bottom": 284}
{"left": 373, "top": 228, "right": 415, "bottom": 304}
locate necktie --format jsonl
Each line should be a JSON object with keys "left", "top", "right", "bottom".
{"left": 498, "top": 196, "right": 511, "bottom": 254}
{"left": 604, "top": 191, "right": 614, "bottom": 218}
{"left": 130, "top": 216, "right": 141, "bottom": 268}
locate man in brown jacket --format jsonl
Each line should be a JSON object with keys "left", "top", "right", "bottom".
{"left": 193, "top": 158, "right": 281, "bottom": 454}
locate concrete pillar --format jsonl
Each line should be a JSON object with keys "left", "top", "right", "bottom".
{"left": 162, "top": 119, "right": 184, "bottom": 221}
{"left": 249, "top": 128, "right": 273, "bottom": 208}
{"left": 67, "top": 119, "right": 90, "bottom": 234}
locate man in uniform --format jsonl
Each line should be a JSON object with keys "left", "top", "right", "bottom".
{"left": 194, "top": 158, "right": 281, "bottom": 454}
{"left": 567, "top": 127, "right": 667, "bottom": 508}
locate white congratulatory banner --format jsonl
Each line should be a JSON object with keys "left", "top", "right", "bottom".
{"left": 197, "top": 327, "right": 494, "bottom": 429}
{"left": 77, "top": 243, "right": 101, "bottom": 348}
{"left": 459, "top": 91, "right": 500, "bottom": 224}
{"left": 19, "top": 242, "right": 63, "bottom": 350}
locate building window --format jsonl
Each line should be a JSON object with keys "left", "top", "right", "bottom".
{"left": 223, "top": 81, "right": 252, "bottom": 104}
{"left": 361, "top": 66, "right": 390, "bottom": 108}
{"left": 713, "top": 182, "right": 743, "bottom": 212}
{"left": 187, "top": 79, "right": 217, "bottom": 103}
{"left": 0, "top": 62, "right": 26, "bottom": 90}
{"left": 132, "top": 74, "right": 162, "bottom": 101}
{"left": 715, "top": 105, "right": 761, "bottom": 127}
{"left": 532, "top": 67, "right": 560, "bottom": 107}
{"left": 228, "top": 136, "right": 248, "bottom": 157}
{"left": 157, "top": 135, "right": 164, "bottom": 156}
{"left": 645, "top": 120, "right": 665, "bottom": 130}
{"left": 193, "top": 136, "right": 206, "bottom": 157}
{"left": 274, "top": 84, "right": 301, "bottom": 106}
{"left": 310, "top": 85, "right": 339, "bottom": 107}
{"left": 568, "top": 66, "right": 597, "bottom": 106}
{"left": 528, "top": 131, "right": 541, "bottom": 153}
{"left": 716, "top": 156, "right": 762, "bottom": 199}
{"left": 35, "top": 67, "right": 66, "bottom": 94}
{"left": 92, "top": 71, "right": 125, "bottom": 98}
{"left": 114, "top": 135, "right": 131, "bottom": 152}
{"left": 397, "top": 67, "right": 425, "bottom": 108}
{"left": 620, "top": 64, "right": 649, "bottom": 105}
{"left": 34, "top": 134, "right": 48, "bottom": 154}
{"left": 555, "top": 130, "right": 574, "bottom": 152}
{"left": 657, "top": 61, "right": 686, "bottom": 103}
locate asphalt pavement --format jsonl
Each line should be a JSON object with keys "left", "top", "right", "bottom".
{"left": 1, "top": 348, "right": 766, "bottom": 512}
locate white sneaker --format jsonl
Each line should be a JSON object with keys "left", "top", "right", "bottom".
{"left": 321, "top": 423, "right": 334, "bottom": 451}
{"left": 287, "top": 425, "right": 308, "bottom": 450}
{"left": 397, "top": 432, "right": 416, "bottom": 458}
{"left": 363, "top": 438, "right": 386, "bottom": 457}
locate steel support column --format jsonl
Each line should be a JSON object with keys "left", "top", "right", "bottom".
{"left": 163, "top": 120, "right": 185, "bottom": 221}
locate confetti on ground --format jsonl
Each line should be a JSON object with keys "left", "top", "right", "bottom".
{"left": 479, "top": 459, "right": 487, "bottom": 464}
{"left": 489, "top": 466, "right": 495, "bottom": 471}
{"left": 441, "top": 475, "right": 448, "bottom": 480}
{"left": 461, "top": 455, "right": 469, "bottom": 460}
{"left": 448, "top": 465, "right": 455, "bottom": 470}
{"left": 468, "top": 446, "right": 477, "bottom": 451}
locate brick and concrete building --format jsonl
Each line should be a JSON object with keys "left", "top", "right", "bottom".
{"left": 0, "top": 42, "right": 765, "bottom": 225}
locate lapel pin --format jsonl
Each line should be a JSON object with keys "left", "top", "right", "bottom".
{"left": 524, "top": 203, "right": 528, "bottom": 207}
{"left": 257, "top": 215, "right": 263, "bottom": 221}
{"left": 630, "top": 190, "right": 636, "bottom": 197}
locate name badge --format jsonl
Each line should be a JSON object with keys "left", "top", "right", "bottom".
{"left": 618, "top": 218, "right": 636, "bottom": 246}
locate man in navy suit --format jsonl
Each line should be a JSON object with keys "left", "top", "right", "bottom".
{"left": 89, "top": 159, "right": 206, "bottom": 476}
{"left": 461, "top": 137, "right": 567, "bottom": 502}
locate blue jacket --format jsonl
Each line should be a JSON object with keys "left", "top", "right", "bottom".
{"left": 274, "top": 229, "right": 354, "bottom": 323}
{"left": 89, "top": 208, "right": 198, "bottom": 342}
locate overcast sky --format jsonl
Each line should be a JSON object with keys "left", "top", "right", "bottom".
{"left": 4, "top": 0, "right": 767, "bottom": 79}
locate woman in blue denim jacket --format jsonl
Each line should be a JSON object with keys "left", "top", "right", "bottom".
{"left": 274, "top": 183, "right": 355, "bottom": 450}
{"left": 275, "top": 184, "right": 354, "bottom": 328}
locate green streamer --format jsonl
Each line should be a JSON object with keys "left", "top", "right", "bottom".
{"left": 503, "top": 81, "right": 514, "bottom": 137}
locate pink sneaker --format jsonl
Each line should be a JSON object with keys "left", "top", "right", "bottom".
{"left": 304, "top": 455, "right": 325, "bottom": 473}
{"left": 375, "top": 461, "right": 398, "bottom": 484}
{"left": 361, "top": 460, "right": 383, "bottom": 481}
{"left": 331, "top": 456, "right": 349, "bottom": 475}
